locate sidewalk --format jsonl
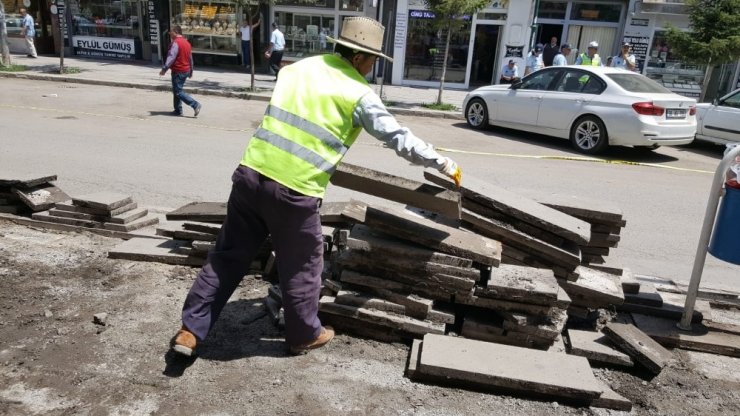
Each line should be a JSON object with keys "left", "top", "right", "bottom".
{"left": 0, "top": 54, "right": 468, "bottom": 119}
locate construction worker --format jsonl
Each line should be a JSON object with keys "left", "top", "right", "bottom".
{"left": 575, "top": 41, "right": 602, "bottom": 66}
{"left": 171, "top": 17, "right": 462, "bottom": 357}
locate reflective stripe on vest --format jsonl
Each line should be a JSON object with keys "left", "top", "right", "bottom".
{"left": 579, "top": 53, "right": 601, "bottom": 66}
{"left": 241, "top": 54, "right": 371, "bottom": 198}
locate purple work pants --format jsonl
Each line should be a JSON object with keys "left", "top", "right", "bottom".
{"left": 181, "top": 165, "right": 324, "bottom": 346}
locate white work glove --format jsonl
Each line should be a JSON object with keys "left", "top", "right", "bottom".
{"left": 439, "top": 157, "right": 462, "bottom": 187}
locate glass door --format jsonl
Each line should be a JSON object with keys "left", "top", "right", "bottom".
{"left": 470, "top": 23, "right": 499, "bottom": 86}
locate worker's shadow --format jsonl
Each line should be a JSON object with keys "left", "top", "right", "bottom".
{"left": 162, "top": 298, "right": 287, "bottom": 377}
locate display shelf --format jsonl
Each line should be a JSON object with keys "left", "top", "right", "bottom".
{"left": 192, "top": 47, "right": 237, "bottom": 56}
{"left": 184, "top": 32, "right": 235, "bottom": 38}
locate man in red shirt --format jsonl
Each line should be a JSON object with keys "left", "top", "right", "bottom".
{"left": 159, "top": 26, "right": 202, "bottom": 117}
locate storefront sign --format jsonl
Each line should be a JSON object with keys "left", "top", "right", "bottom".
{"left": 630, "top": 18, "right": 649, "bottom": 27}
{"left": 72, "top": 36, "right": 136, "bottom": 60}
{"left": 623, "top": 35, "right": 650, "bottom": 73}
{"left": 504, "top": 45, "right": 523, "bottom": 58}
{"left": 147, "top": 1, "right": 159, "bottom": 44}
{"left": 394, "top": 10, "right": 407, "bottom": 49}
{"left": 409, "top": 10, "right": 435, "bottom": 19}
{"left": 55, "top": 0, "right": 68, "bottom": 39}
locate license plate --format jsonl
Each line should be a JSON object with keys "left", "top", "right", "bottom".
{"left": 666, "top": 109, "right": 687, "bottom": 119}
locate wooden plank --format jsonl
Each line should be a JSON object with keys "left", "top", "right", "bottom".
{"left": 330, "top": 163, "right": 461, "bottom": 218}
{"left": 475, "top": 264, "right": 560, "bottom": 307}
{"left": 347, "top": 225, "right": 473, "bottom": 268}
{"left": 13, "top": 183, "right": 71, "bottom": 212}
{"left": 341, "top": 200, "right": 501, "bottom": 267}
{"left": 425, "top": 171, "right": 591, "bottom": 245}
{"left": 107, "top": 238, "right": 205, "bottom": 266}
{"left": 166, "top": 201, "right": 226, "bottom": 223}
{"left": 416, "top": 334, "right": 603, "bottom": 401}
{"left": 602, "top": 322, "right": 674, "bottom": 374}
{"left": 632, "top": 313, "right": 740, "bottom": 358}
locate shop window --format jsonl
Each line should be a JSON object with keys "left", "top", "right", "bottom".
{"left": 339, "top": 0, "right": 363, "bottom": 12}
{"left": 477, "top": 12, "right": 506, "bottom": 21}
{"left": 537, "top": 1, "right": 567, "bottom": 19}
{"left": 645, "top": 30, "right": 705, "bottom": 98}
{"left": 403, "top": 11, "right": 470, "bottom": 83}
{"left": 275, "top": 12, "right": 335, "bottom": 59}
{"left": 70, "top": 0, "right": 141, "bottom": 39}
{"left": 171, "top": 0, "right": 238, "bottom": 55}
{"left": 570, "top": 3, "right": 621, "bottom": 23}
{"left": 275, "top": 0, "right": 336, "bottom": 9}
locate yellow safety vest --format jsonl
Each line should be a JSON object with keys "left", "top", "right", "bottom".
{"left": 241, "top": 54, "right": 371, "bottom": 198}
{"left": 578, "top": 53, "right": 601, "bottom": 66}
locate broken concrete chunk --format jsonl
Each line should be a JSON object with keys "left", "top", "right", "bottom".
{"left": 93, "top": 313, "right": 108, "bottom": 326}
{"left": 602, "top": 322, "right": 673, "bottom": 375}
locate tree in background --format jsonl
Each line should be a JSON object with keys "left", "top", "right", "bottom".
{"left": 424, "top": 0, "right": 488, "bottom": 105}
{"left": 665, "top": 0, "right": 740, "bottom": 101}
{"left": 0, "top": 2, "right": 12, "bottom": 67}
{"left": 234, "top": 0, "right": 273, "bottom": 91}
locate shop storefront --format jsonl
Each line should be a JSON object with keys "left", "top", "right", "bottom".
{"left": 170, "top": 0, "right": 240, "bottom": 61}
{"left": 625, "top": 0, "right": 739, "bottom": 100}
{"left": 57, "top": 0, "right": 162, "bottom": 62}
{"left": 392, "top": 0, "right": 527, "bottom": 88}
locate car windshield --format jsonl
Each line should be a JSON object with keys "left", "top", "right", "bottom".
{"left": 607, "top": 74, "right": 673, "bottom": 94}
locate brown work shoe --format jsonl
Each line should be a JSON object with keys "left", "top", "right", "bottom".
{"left": 171, "top": 326, "right": 197, "bottom": 356}
{"left": 289, "top": 326, "right": 335, "bottom": 355}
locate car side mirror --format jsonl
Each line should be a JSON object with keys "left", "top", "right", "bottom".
{"left": 712, "top": 98, "right": 720, "bottom": 106}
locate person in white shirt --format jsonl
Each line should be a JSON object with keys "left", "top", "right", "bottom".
{"left": 524, "top": 44, "right": 544, "bottom": 76}
{"left": 611, "top": 42, "right": 637, "bottom": 71}
{"left": 238, "top": 17, "right": 261, "bottom": 70}
{"left": 499, "top": 60, "right": 520, "bottom": 84}
{"left": 265, "top": 22, "right": 286, "bottom": 80}
{"left": 552, "top": 43, "right": 571, "bottom": 66}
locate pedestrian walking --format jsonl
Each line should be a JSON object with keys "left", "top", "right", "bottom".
{"left": 552, "top": 43, "right": 571, "bottom": 66}
{"left": 238, "top": 17, "right": 261, "bottom": 70}
{"left": 159, "top": 26, "right": 202, "bottom": 117}
{"left": 170, "top": 16, "right": 462, "bottom": 357}
{"left": 20, "top": 8, "right": 37, "bottom": 58}
{"left": 265, "top": 22, "right": 285, "bottom": 81}
{"left": 524, "top": 43, "right": 544, "bottom": 76}
{"left": 575, "top": 41, "right": 602, "bottom": 66}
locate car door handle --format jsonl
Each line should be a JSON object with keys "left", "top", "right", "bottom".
{"left": 575, "top": 97, "right": 584, "bottom": 103}
{"left": 531, "top": 96, "right": 542, "bottom": 101}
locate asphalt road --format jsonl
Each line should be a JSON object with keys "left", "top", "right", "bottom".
{"left": 1, "top": 78, "right": 737, "bottom": 289}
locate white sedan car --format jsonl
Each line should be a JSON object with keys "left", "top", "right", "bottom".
{"left": 463, "top": 66, "right": 697, "bottom": 154}
{"left": 695, "top": 88, "right": 740, "bottom": 145}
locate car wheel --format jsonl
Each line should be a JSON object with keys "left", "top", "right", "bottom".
{"left": 465, "top": 98, "right": 489, "bottom": 130}
{"left": 570, "top": 115, "right": 608, "bottom": 154}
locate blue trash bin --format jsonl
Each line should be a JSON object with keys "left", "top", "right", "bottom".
{"left": 708, "top": 184, "right": 740, "bottom": 265}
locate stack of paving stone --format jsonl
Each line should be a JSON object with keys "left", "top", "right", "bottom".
{"left": 538, "top": 196, "right": 626, "bottom": 266}
{"left": 0, "top": 173, "right": 69, "bottom": 215}
{"left": 32, "top": 192, "right": 158, "bottom": 232}
{"left": 155, "top": 221, "right": 219, "bottom": 260}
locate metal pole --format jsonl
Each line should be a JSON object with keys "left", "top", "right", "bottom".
{"left": 679, "top": 145, "right": 740, "bottom": 330}
{"left": 529, "top": 0, "right": 541, "bottom": 50}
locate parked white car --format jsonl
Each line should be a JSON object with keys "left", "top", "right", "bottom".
{"left": 463, "top": 66, "right": 697, "bottom": 154}
{"left": 695, "top": 88, "right": 740, "bottom": 146}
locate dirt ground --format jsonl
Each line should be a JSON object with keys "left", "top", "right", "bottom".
{"left": 1, "top": 219, "right": 739, "bottom": 416}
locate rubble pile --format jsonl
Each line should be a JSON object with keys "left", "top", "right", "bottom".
{"left": 0, "top": 173, "right": 68, "bottom": 215}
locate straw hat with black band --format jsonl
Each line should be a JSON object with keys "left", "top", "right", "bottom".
{"left": 327, "top": 17, "right": 393, "bottom": 62}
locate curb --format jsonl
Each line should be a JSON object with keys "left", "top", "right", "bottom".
{"left": 1, "top": 71, "right": 462, "bottom": 119}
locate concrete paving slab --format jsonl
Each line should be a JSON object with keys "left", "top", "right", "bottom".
{"left": 32, "top": 210, "right": 104, "bottom": 229}
{"left": 55, "top": 200, "right": 138, "bottom": 216}
{"left": 603, "top": 322, "right": 674, "bottom": 374}
{"left": 426, "top": 171, "right": 591, "bottom": 245}
{"left": 632, "top": 313, "right": 740, "bottom": 358}
{"left": 330, "top": 163, "right": 461, "bottom": 218}
{"left": 502, "top": 309, "right": 568, "bottom": 341}
{"left": 476, "top": 264, "right": 559, "bottom": 306}
{"left": 559, "top": 266, "right": 624, "bottom": 308}
{"left": 566, "top": 329, "right": 634, "bottom": 367}
{"left": 182, "top": 221, "right": 222, "bottom": 235}
{"left": 456, "top": 294, "right": 554, "bottom": 316}
{"left": 347, "top": 225, "right": 473, "bottom": 268}
{"left": 618, "top": 291, "right": 705, "bottom": 323}
{"left": 13, "top": 183, "right": 71, "bottom": 212}
{"left": 166, "top": 201, "right": 226, "bottom": 223}
{"left": 416, "top": 334, "right": 603, "bottom": 401}
{"left": 341, "top": 201, "right": 501, "bottom": 266}
{"left": 406, "top": 339, "right": 422, "bottom": 379}
{"left": 108, "top": 238, "right": 204, "bottom": 266}
{"left": 335, "top": 290, "right": 454, "bottom": 324}
{"left": 72, "top": 192, "right": 133, "bottom": 211}
{"left": 339, "top": 269, "right": 454, "bottom": 302}
{"left": 156, "top": 222, "right": 218, "bottom": 242}
{"left": 0, "top": 173, "right": 57, "bottom": 188}
{"left": 590, "top": 379, "right": 632, "bottom": 411}
{"left": 48, "top": 206, "right": 148, "bottom": 224}
{"left": 103, "top": 215, "right": 159, "bottom": 232}
{"left": 624, "top": 283, "right": 663, "bottom": 307}
{"left": 535, "top": 194, "right": 624, "bottom": 225}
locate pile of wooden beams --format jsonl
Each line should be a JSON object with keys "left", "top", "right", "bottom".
{"left": 0, "top": 173, "right": 68, "bottom": 215}
{"left": 32, "top": 192, "right": 158, "bottom": 232}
